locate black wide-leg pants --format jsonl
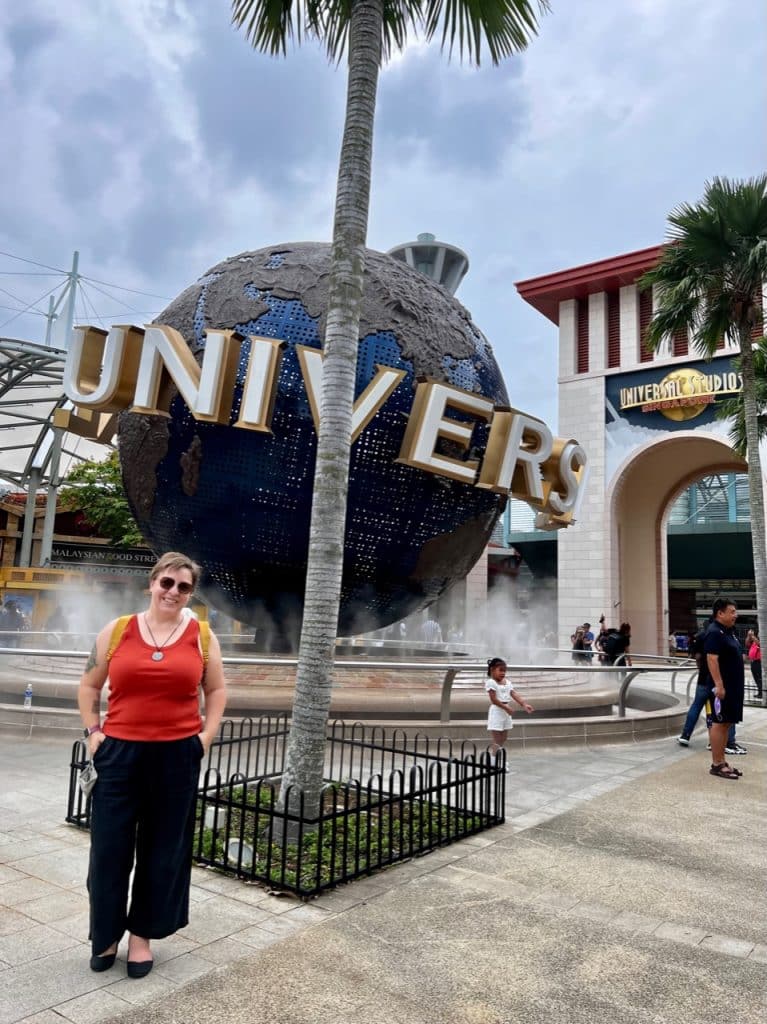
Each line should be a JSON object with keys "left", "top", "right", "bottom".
{"left": 87, "top": 735, "right": 204, "bottom": 955}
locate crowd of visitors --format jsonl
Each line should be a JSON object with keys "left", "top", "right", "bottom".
{"left": 572, "top": 617, "right": 631, "bottom": 666}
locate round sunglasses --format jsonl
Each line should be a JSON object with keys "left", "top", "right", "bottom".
{"left": 157, "top": 576, "right": 194, "bottom": 595}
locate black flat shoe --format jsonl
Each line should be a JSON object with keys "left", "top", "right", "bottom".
{"left": 127, "top": 959, "right": 153, "bottom": 979}
{"left": 90, "top": 953, "right": 117, "bottom": 972}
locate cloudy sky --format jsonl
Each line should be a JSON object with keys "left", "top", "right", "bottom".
{"left": 0, "top": 0, "right": 764, "bottom": 430}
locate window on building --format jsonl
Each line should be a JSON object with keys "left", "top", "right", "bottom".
{"left": 607, "top": 291, "right": 620, "bottom": 368}
{"left": 668, "top": 473, "right": 750, "bottom": 526}
{"left": 577, "top": 297, "right": 589, "bottom": 373}
{"left": 639, "top": 288, "right": 653, "bottom": 363}
{"left": 672, "top": 325, "right": 688, "bottom": 357}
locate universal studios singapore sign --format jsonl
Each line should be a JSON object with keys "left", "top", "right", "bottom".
{"left": 59, "top": 324, "right": 588, "bottom": 528}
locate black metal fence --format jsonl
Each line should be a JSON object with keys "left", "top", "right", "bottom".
{"left": 66, "top": 716, "right": 505, "bottom": 898}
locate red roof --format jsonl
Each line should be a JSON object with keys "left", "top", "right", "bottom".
{"left": 515, "top": 245, "right": 664, "bottom": 324}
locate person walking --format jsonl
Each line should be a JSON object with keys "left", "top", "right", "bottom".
{"left": 77, "top": 552, "right": 227, "bottom": 977}
{"left": 678, "top": 625, "right": 710, "bottom": 745}
{"left": 677, "top": 623, "right": 746, "bottom": 755}
{"left": 747, "top": 632, "right": 762, "bottom": 699}
{"left": 421, "top": 617, "right": 443, "bottom": 645}
{"left": 485, "top": 657, "right": 534, "bottom": 773}
{"left": 704, "top": 598, "right": 745, "bottom": 780}
{"left": 1, "top": 600, "right": 25, "bottom": 647}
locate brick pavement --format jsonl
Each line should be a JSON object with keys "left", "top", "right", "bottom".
{"left": 1, "top": 708, "right": 765, "bottom": 1024}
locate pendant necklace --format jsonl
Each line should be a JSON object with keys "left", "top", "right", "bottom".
{"left": 144, "top": 614, "right": 184, "bottom": 661}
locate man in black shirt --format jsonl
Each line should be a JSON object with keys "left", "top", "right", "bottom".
{"left": 705, "top": 598, "right": 745, "bottom": 780}
{"left": 604, "top": 622, "right": 632, "bottom": 666}
{"left": 677, "top": 627, "right": 746, "bottom": 754}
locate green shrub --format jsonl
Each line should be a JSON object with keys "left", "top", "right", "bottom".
{"left": 195, "top": 785, "right": 484, "bottom": 894}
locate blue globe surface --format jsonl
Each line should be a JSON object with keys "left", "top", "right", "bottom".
{"left": 119, "top": 243, "right": 508, "bottom": 643}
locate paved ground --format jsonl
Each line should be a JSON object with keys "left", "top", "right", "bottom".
{"left": 1, "top": 708, "right": 765, "bottom": 1024}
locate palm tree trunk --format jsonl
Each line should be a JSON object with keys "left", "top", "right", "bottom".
{"left": 738, "top": 325, "right": 767, "bottom": 706}
{"left": 279, "top": 0, "right": 384, "bottom": 814}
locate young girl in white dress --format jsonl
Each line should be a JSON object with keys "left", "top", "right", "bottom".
{"left": 485, "top": 657, "right": 534, "bottom": 772}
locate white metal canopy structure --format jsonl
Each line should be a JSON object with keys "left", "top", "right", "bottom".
{"left": 0, "top": 336, "right": 111, "bottom": 566}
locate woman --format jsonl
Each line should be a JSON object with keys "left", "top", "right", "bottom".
{"left": 77, "top": 552, "right": 227, "bottom": 978}
{"left": 747, "top": 631, "right": 762, "bottom": 699}
{"left": 571, "top": 626, "right": 586, "bottom": 663}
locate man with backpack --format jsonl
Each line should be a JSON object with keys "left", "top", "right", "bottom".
{"left": 677, "top": 607, "right": 747, "bottom": 756}
{"left": 599, "top": 622, "right": 632, "bottom": 666}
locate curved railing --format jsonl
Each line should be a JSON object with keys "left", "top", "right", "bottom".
{"left": 0, "top": 644, "right": 692, "bottom": 722}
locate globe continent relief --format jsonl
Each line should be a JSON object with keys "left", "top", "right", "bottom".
{"left": 119, "top": 243, "right": 509, "bottom": 644}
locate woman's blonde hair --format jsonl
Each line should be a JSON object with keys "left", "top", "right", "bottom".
{"left": 149, "top": 551, "right": 201, "bottom": 588}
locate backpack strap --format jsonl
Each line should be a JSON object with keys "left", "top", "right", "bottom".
{"left": 198, "top": 619, "right": 211, "bottom": 666}
{"left": 107, "top": 615, "right": 134, "bottom": 661}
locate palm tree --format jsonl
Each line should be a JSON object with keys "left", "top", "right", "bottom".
{"left": 717, "top": 336, "right": 767, "bottom": 456}
{"left": 232, "top": 0, "right": 548, "bottom": 812}
{"left": 640, "top": 176, "right": 767, "bottom": 700}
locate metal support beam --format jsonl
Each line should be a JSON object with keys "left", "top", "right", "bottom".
{"left": 59, "top": 251, "right": 79, "bottom": 351}
{"left": 39, "top": 427, "right": 64, "bottom": 567}
{"left": 19, "top": 467, "right": 42, "bottom": 567}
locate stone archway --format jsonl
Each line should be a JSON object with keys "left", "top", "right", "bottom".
{"left": 609, "top": 433, "right": 746, "bottom": 655}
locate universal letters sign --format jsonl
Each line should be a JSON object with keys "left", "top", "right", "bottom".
{"left": 60, "top": 325, "right": 589, "bottom": 527}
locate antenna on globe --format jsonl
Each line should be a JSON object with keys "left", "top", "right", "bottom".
{"left": 386, "top": 233, "right": 469, "bottom": 296}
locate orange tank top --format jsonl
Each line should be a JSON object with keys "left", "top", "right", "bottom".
{"left": 104, "top": 614, "right": 203, "bottom": 741}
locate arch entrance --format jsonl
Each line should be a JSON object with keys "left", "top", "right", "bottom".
{"left": 610, "top": 433, "right": 747, "bottom": 655}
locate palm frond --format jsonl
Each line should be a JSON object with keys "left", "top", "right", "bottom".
{"left": 316, "top": 0, "right": 424, "bottom": 64}
{"left": 233, "top": 0, "right": 547, "bottom": 65}
{"left": 705, "top": 175, "right": 767, "bottom": 239}
{"left": 716, "top": 338, "right": 767, "bottom": 456}
{"left": 232, "top": 0, "right": 323, "bottom": 56}
{"left": 641, "top": 176, "right": 767, "bottom": 356}
{"left": 744, "top": 239, "right": 767, "bottom": 291}
{"left": 423, "top": 0, "right": 548, "bottom": 66}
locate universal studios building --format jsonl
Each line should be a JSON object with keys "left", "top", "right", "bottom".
{"left": 516, "top": 245, "right": 765, "bottom": 655}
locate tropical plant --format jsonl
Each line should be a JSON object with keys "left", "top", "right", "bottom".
{"left": 716, "top": 336, "right": 767, "bottom": 455}
{"left": 60, "top": 450, "right": 145, "bottom": 547}
{"left": 231, "top": 0, "right": 549, "bottom": 812}
{"left": 640, "top": 175, "right": 767, "bottom": 682}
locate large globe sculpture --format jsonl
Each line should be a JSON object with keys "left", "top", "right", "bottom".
{"left": 119, "top": 243, "right": 508, "bottom": 646}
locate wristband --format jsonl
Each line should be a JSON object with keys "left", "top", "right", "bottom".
{"left": 84, "top": 724, "right": 103, "bottom": 737}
